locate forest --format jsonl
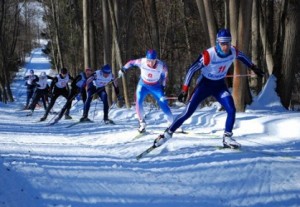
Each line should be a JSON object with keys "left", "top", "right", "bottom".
{"left": 0, "top": 0, "right": 299, "bottom": 111}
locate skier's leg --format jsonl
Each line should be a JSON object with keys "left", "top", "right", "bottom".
{"left": 151, "top": 86, "right": 173, "bottom": 124}
{"left": 99, "top": 90, "right": 109, "bottom": 121}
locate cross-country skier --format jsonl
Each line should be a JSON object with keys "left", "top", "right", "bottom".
{"left": 118, "top": 49, "right": 173, "bottom": 133}
{"left": 153, "top": 29, "right": 265, "bottom": 149}
{"left": 26, "top": 72, "right": 53, "bottom": 116}
{"left": 23, "top": 69, "right": 38, "bottom": 110}
{"left": 53, "top": 67, "right": 93, "bottom": 123}
{"left": 80, "top": 64, "right": 120, "bottom": 124}
{"left": 40, "top": 67, "right": 73, "bottom": 121}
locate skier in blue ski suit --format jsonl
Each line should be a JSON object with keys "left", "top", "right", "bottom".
{"left": 80, "top": 64, "right": 120, "bottom": 124}
{"left": 154, "top": 29, "right": 265, "bottom": 149}
{"left": 118, "top": 49, "right": 173, "bottom": 133}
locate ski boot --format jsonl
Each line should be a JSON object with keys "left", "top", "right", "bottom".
{"left": 26, "top": 111, "right": 33, "bottom": 116}
{"left": 64, "top": 114, "right": 72, "bottom": 120}
{"left": 222, "top": 132, "right": 241, "bottom": 149}
{"left": 104, "top": 119, "right": 114, "bottom": 124}
{"left": 40, "top": 115, "right": 47, "bottom": 122}
{"left": 80, "top": 116, "right": 91, "bottom": 122}
{"left": 153, "top": 129, "right": 173, "bottom": 147}
{"left": 138, "top": 120, "right": 146, "bottom": 133}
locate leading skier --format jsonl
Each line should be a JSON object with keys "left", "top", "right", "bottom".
{"left": 153, "top": 29, "right": 265, "bottom": 149}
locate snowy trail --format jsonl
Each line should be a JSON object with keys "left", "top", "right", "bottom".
{"left": 1, "top": 48, "right": 300, "bottom": 207}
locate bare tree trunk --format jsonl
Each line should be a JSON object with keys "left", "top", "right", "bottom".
{"left": 232, "top": 0, "right": 253, "bottom": 112}
{"left": 259, "top": 4, "right": 274, "bottom": 75}
{"left": 202, "top": 0, "right": 217, "bottom": 46}
{"left": 50, "top": 0, "right": 64, "bottom": 68}
{"left": 179, "top": 0, "right": 192, "bottom": 63}
{"left": 108, "top": 0, "right": 130, "bottom": 108}
{"left": 89, "top": 0, "right": 96, "bottom": 69}
{"left": 250, "top": 0, "right": 262, "bottom": 93}
{"left": 83, "top": 0, "right": 90, "bottom": 68}
{"left": 195, "top": 0, "right": 209, "bottom": 46}
{"left": 229, "top": 0, "right": 239, "bottom": 45}
{"left": 276, "top": 1, "right": 300, "bottom": 108}
{"left": 143, "top": 0, "right": 160, "bottom": 54}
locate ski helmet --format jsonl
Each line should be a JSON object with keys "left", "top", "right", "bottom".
{"left": 85, "top": 67, "right": 92, "bottom": 72}
{"left": 29, "top": 69, "right": 34, "bottom": 74}
{"left": 216, "top": 29, "right": 232, "bottom": 43}
{"left": 216, "top": 29, "right": 232, "bottom": 56}
{"left": 146, "top": 49, "right": 157, "bottom": 60}
{"left": 40, "top": 72, "right": 46, "bottom": 78}
{"left": 61, "top": 67, "right": 68, "bottom": 74}
{"left": 101, "top": 64, "right": 111, "bottom": 74}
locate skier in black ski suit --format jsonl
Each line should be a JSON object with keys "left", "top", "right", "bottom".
{"left": 27, "top": 72, "right": 53, "bottom": 116}
{"left": 53, "top": 68, "right": 93, "bottom": 123}
{"left": 40, "top": 68, "right": 73, "bottom": 121}
{"left": 24, "top": 69, "right": 39, "bottom": 109}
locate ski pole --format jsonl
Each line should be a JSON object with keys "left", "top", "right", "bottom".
{"left": 92, "top": 99, "right": 98, "bottom": 120}
{"left": 225, "top": 74, "right": 257, "bottom": 77}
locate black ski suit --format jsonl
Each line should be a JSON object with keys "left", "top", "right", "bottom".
{"left": 40, "top": 74, "right": 73, "bottom": 120}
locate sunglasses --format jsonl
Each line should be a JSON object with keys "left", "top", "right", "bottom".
{"left": 220, "top": 42, "right": 231, "bottom": 46}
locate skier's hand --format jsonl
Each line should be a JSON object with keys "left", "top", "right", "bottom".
{"left": 251, "top": 65, "right": 265, "bottom": 77}
{"left": 118, "top": 69, "right": 125, "bottom": 78}
{"left": 178, "top": 91, "right": 187, "bottom": 103}
{"left": 117, "top": 95, "right": 123, "bottom": 101}
{"left": 48, "top": 92, "right": 53, "bottom": 98}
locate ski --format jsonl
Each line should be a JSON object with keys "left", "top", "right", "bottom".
{"left": 178, "top": 131, "right": 219, "bottom": 138}
{"left": 46, "top": 120, "right": 59, "bottom": 126}
{"left": 215, "top": 145, "right": 241, "bottom": 150}
{"left": 103, "top": 120, "right": 116, "bottom": 125}
{"left": 132, "top": 131, "right": 150, "bottom": 140}
{"left": 66, "top": 120, "right": 94, "bottom": 128}
{"left": 136, "top": 145, "right": 156, "bottom": 160}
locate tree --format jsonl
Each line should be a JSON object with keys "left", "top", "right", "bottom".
{"left": 274, "top": 0, "right": 300, "bottom": 108}
{"left": 232, "top": 0, "right": 253, "bottom": 111}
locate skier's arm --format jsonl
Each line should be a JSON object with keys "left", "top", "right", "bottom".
{"left": 161, "top": 62, "right": 168, "bottom": 87}
{"left": 181, "top": 52, "right": 205, "bottom": 92}
{"left": 71, "top": 75, "right": 81, "bottom": 88}
{"left": 46, "top": 75, "right": 54, "bottom": 80}
{"left": 49, "top": 77, "right": 58, "bottom": 92}
{"left": 236, "top": 49, "right": 265, "bottom": 77}
{"left": 32, "top": 77, "right": 40, "bottom": 87}
{"left": 85, "top": 73, "right": 96, "bottom": 90}
{"left": 122, "top": 59, "right": 142, "bottom": 72}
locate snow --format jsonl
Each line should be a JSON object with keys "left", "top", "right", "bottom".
{"left": 1, "top": 48, "right": 300, "bottom": 207}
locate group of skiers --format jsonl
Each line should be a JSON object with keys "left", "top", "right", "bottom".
{"left": 24, "top": 29, "right": 265, "bottom": 149}
{"left": 25, "top": 65, "right": 119, "bottom": 125}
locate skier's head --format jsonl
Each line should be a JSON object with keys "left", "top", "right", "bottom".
{"left": 146, "top": 49, "right": 157, "bottom": 60}
{"left": 216, "top": 29, "right": 232, "bottom": 56}
{"left": 40, "top": 72, "right": 47, "bottom": 79}
{"left": 60, "top": 67, "right": 68, "bottom": 75}
{"left": 101, "top": 64, "right": 111, "bottom": 74}
{"left": 85, "top": 67, "right": 93, "bottom": 76}
{"left": 85, "top": 67, "right": 92, "bottom": 72}
{"left": 29, "top": 69, "right": 34, "bottom": 75}
{"left": 146, "top": 49, "right": 157, "bottom": 68}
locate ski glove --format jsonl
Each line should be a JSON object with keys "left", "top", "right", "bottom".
{"left": 178, "top": 91, "right": 188, "bottom": 103}
{"left": 117, "top": 95, "right": 123, "bottom": 101}
{"left": 118, "top": 68, "right": 125, "bottom": 78}
{"left": 251, "top": 65, "right": 265, "bottom": 77}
